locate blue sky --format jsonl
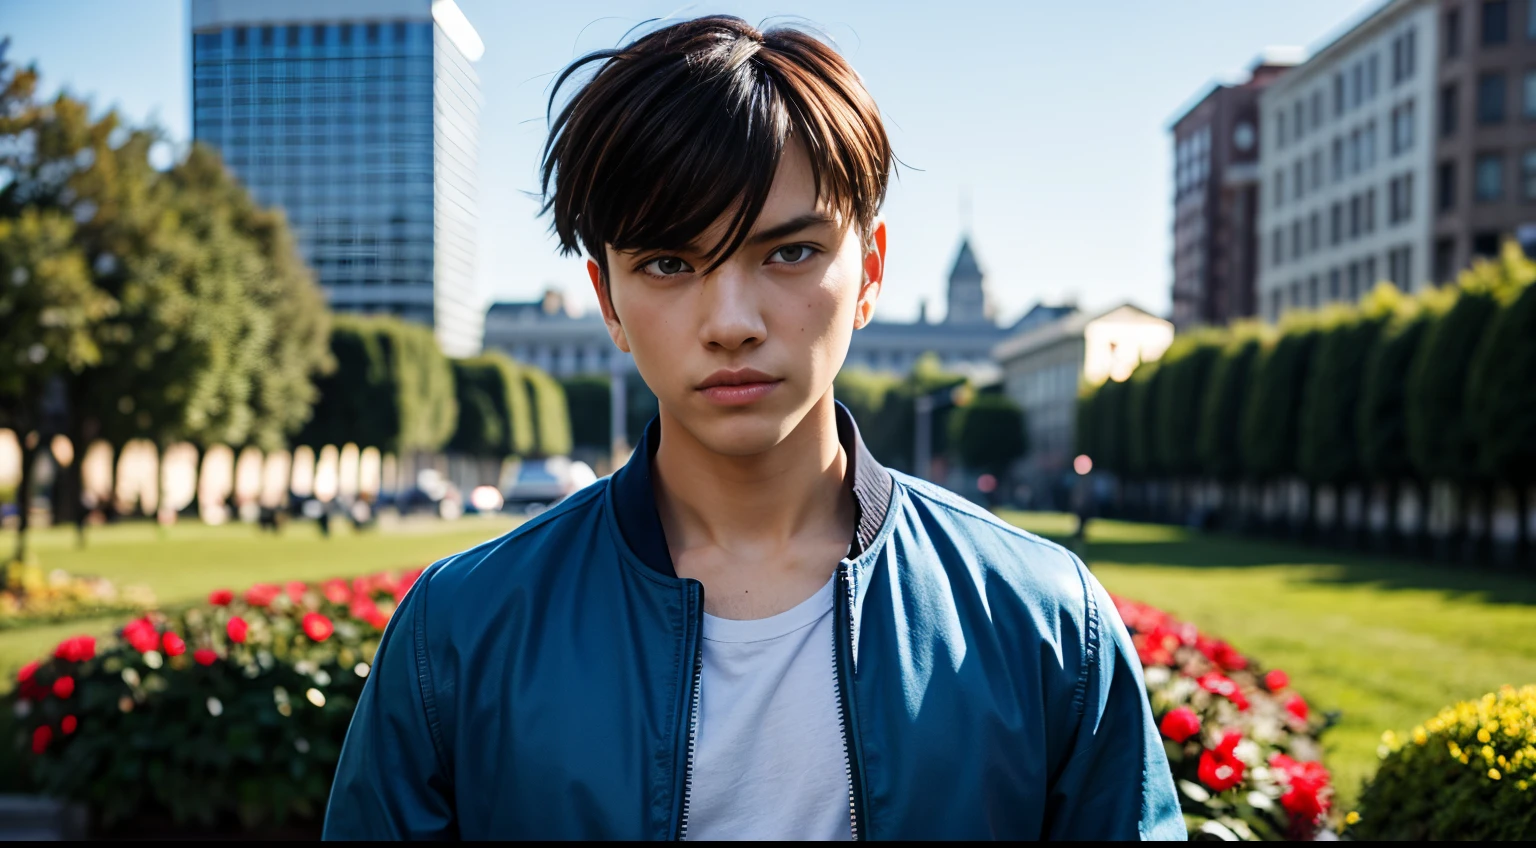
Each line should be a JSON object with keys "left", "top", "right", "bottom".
{"left": 2, "top": 0, "right": 1380, "bottom": 324}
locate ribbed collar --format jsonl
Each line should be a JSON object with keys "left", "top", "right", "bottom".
{"left": 609, "top": 401, "right": 894, "bottom": 578}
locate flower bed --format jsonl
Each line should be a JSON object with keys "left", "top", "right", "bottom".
{"left": 1349, "top": 684, "right": 1536, "bottom": 840}
{"left": 1, "top": 561, "right": 154, "bottom": 630}
{"left": 1113, "top": 597, "right": 1335, "bottom": 841}
{"left": 5, "top": 568, "right": 420, "bottom": 834}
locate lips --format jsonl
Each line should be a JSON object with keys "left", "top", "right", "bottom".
{"left": 696, "top": 368, "right": 782, "bottom": 406}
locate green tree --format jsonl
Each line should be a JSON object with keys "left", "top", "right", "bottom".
{"left": 1358, "top": 296, "right": 1436, "bottom": 483}
{"left": 1406, "top": 245, "right": 1529, "bottom": 482}
{"left": 1073, "top": 381, "right": 1099, "bottom": 464}
{"left": 1297, "top": 289, "right": 1400, "bottom": 486}
{"left": 949, "top": 394, "right": 1028, "bottom": 475}
{"left": 1240, "top": 316, "right": 1321, "bottom": 481}
{"left": 1464, "top": 244, "right": 1536, "bottom": 545}
{"left": 834, "top": 367, "right": 901, "bottom": 437}
{"left": 561, "top": 376, "right": 611, "bottom": 450}
{"left": 523, "top": 366, "right": 573, "bottom": 457}
{"left": 1123, "top": 361, "right": 1163, "bottom": 479}
{"left": 1092, "top": 376, "right": 1130, "bottom": 477}
{"left": 1154, "top": 331, "right": 1224, "bottom": 478}
{"left": 303, "top": 317, "right": 458, "bottom": 454}
{"left": 1197, "top": 325, "right": 1265, "bottom": 482}
{"left": 866, "top": 353, "right": 967, "bottom": 473}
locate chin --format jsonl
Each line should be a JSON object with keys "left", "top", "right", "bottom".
{"left": 676, "top": 403, "right": 800, "bottom": 457}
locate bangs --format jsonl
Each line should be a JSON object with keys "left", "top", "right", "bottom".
{"left": 541, "top": 17, "right": 892, "bottom": 276}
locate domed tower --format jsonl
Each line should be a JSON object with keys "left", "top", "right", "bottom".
{"left": 945, "top": 236, "right": 991, "bottom": 325}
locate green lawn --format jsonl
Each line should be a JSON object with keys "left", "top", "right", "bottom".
{"left": 0, "top": 516, "right": 521, "bottom": 679}
{"left": 1000, "top": 511, "right": 1536, "bottom": 808}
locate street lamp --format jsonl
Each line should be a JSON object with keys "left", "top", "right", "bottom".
{"left": 913, "top": 384, "right": 970, "bottom": 482}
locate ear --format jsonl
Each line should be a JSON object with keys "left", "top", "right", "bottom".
{"left": 854, "top": 219, "right": 886, "bottom": 330}
{"left": 588, "top": 257, "right": 631, "bottom": 353}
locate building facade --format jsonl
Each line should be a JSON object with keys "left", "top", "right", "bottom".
{"left": 1431, "top": 0, "right": 1536, "bottom": 279}
{"left": 1257, "top": 0, "right": 1440, "bottom": 321}
{"left": 1170, "top": 56, "right": 1296, "bottom": 329}
{"left": 993, "top": 304, "right": 1174, "bottom": 508}
{"left": 190, "top": 0, "right": 485, "bottom": 356}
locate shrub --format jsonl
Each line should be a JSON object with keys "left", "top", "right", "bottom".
{"left": 4, "top": 569, "right": 422, "bottom": 833}
{"left": 1114, "top": 597, "right": 1336, "bottom": 841}
{"left": 1197, "top": 326, "right": 1264, "bottom": 482}
{"left": 1350, "top": 685, "right": 1536, "bottom": 840}
{"left": 1, "top": 561, "right": 154, "bottom": 630}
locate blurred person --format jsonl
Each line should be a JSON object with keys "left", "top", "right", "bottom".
{"left": 325, "top": 16, "right": 1181, "bottom": 841}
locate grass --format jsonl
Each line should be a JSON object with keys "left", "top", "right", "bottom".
{"left": 999, "top": 511, "right": 1536, "bottom": 809}
{"left": 0, "top": 516, "right": 521, "bottom": 681}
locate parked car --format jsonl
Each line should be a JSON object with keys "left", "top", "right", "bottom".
{"left": 502, "top": 457, "right": 596, "bottom": 514}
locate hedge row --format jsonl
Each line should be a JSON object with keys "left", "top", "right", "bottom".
{"left": 1077, "top": 241, "right": 1536, "bottom": 511}
{"left": 302, "top": 318, "right": 571, "bottom": 460}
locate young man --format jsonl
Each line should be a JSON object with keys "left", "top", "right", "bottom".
{"left": 324, "top": 16, "right": 1183, "bottom": 840}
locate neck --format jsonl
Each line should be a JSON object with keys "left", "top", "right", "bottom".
{"left": 652, "top": 392, "right": 854, "bottom": 563}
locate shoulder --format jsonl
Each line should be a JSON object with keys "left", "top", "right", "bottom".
{"left": 410, "top": 479, "right": 611, "bottom": 611}
{"left": 888, "top": 471, "right": 1091, "bottom": 603}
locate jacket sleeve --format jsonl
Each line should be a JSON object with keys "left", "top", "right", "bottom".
{"left": 1045, "top": 569, "right": 1186, "bottom": 841}
{"left": 323, "top": 563, "right": 456, "bottom": 839}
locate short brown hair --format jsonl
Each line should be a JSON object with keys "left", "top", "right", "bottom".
{"left": 540, "top": 16, "right": 893, "bottom": 279}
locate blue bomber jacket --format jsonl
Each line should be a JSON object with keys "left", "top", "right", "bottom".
{"left": 323, "top": 406, "right": 1184, "bottom": 840}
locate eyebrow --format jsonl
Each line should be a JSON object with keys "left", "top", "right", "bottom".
{"left": 742, "top": 212, "right": 838, "bottom": 247}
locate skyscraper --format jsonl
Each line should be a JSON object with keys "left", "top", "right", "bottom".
{"left": 190, "top": 0, "right": 484, "bottom": 356}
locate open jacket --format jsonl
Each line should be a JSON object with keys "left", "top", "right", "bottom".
{"left": 323, "top": 405, "right": 1184, "bottom": 840}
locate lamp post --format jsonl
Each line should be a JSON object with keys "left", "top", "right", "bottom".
{"left": 913, "top": 384, "right": 968, "bottom": 482}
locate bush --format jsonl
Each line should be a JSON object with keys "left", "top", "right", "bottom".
{"left": 1296, "top": 292, "right": 1397, "bottom": 487}
{"left": 1114, "top": 597, "right": 1336, "bottom": 841}
{"left": 1351, "top": 685, "right": 1536, "bottom": 840}
{"left": 1197, "top": 327, "right": 1264, "bottom": 482}
{"left": 1154, "top": 331, "right": 1223, "bottom": 478}
{"left": 523, "top": 365, "right": 573, "bottom": 457}
{"left": 947, "top": 394, "right": 1027, "bottom": 475}
{"left": 4, "top": 570, "right": 423, "bottom": 834}
{"left": 1124, "top": 361, "right": 1163, "bottom": 479}
{"left": 1240, "top": 318, "right": 1321, "bottom": 481}
{"left": 561, "top": 375, "right": 611, "bottom": 449}
{"left": 0, "top": 561, "right": 154, "bottom": 630}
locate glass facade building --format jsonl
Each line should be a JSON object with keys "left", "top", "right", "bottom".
{"left": 190, "top": 0, "right": 483, "bottom": 356}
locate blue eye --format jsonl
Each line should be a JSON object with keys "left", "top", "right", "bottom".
{"left": 770, "top": 244, "right": 816, "bottom": 265}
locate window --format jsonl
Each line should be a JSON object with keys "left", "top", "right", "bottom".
{"left": 1269, "top": 289, "right": 1283, "bottom": 322}
{"left": 1390, "top": 172, "right": 1416, "bottom": 223}
{"left": 1364, "top": 120, "right": 1377, "bottom": 169}
{"left": 1349, "top": 128, "right": 1362, "bottom": 174}
{"left": 1439, "top": 160, "right": 1457, "bottom": 211}
{"left": 1442, "top": 84, "right": 1460, "bottom": 136}
{"left": 1392, "top": 102, "right": 1416, "bottom": 154}
{"left": 1484, "top": 0, "right": 1510, "bottom": 45}
{"left": 1312, "top": 150, "right": 1324, "bottom": 189}
{"left": 1524, "top": 149, "right": 1536, "bottom": 198}
{"left": 1368, "top": 53, "right": 1380, "bottom": 99}
{"left": 1475, "top": 152, "right": 1505, "bottom": 200}
{"left": 1274, "top": 169, "right": 1286, "bottom": 207}
{"left": 1447, "top": 8, "right": 1463, "bottom": 57}
{"left": 1350, "top": 194, "right": 1362, "bottom": 238}
{"left": 1392, "top": 29, "right": 1417, "bottom": 83}
{"left": 1525, "top": 70, "right": 1536, "bottom": 118}
{"left": 1347, "top": 263, "right": 1361, "bottom": 300}
{"left": 1294, "top": 100, "right": 1306, "bottom": 139}
{"left": 1364, "top": 188, "right": 1377, "bottom": 233}
{"left": 1329, "top": 267, "right": 1342, "bottom": 299}
{"left": 1309, "top": 212, "right": 1321, "bottom": 251}
{"left": 1277, "top": 111, "right": 1288, "bottom": 149}
{"left": 1473, "top": 230, "right": 1501, "bottom": 257}
{"left": 1307, "top": 275, "right": 1320, "bottom": 307}
{"left": 1292, "top": 220, "right": 1304, "bottom": 259}
{"left": 1479, "top": 73, "right": 1508, "bottom": 122}
{"left": 1311, "top": 90, "right": 1323, "bottom": 128}
{"left": 1365, "top": 257, "right": 1377, "bottom": 291}
{"left": 1334, "top": 72, "right": 1346, "bottom": 116}
{"left": 1330, "top": 202, "right": 1344, "bottom": 244}
{"left": 1352, "top": 63, "right": 1365, "bottom": 109}
{"left": 1332, "top": 137, "right": 1344, "bottom": 181}
{"left": 1293, "top": 160, "right": 1305, "bottom": 199}
{"left": 1434, "top": 237, "right": 1457, "bottom": 282}
{"left": 1290, "top": 280, "right": 1303, "bottom": 307}
{"left": 1272, "top": 228, "right": 1285, "bottom": 266}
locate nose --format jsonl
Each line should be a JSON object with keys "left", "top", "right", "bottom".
{"left": 696, "top": 263, "right": 766, "bottom": 353}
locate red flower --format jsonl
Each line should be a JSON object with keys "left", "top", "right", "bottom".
{"left": 1271, "top": 753, "right": 1332, "bottom": 824}
{"left": 61, "top": 715, "right": 78, "bottom": 735}
{"left": 208, "top": 588, "right": 234, "bottom": 606}
{"left": 16, "top": 661, "right": 39, "bottom": 684}
{"left": 51, "top": 676, "right": 75, "bottom": 699}
{"left": 193, "top": 649, "right": 218, "bottom": 666}
{"left": 226, "top": 616, "right": 249, "bottom": 644}
{"left": 302, "top": 612, "right": 334, "bottom": 642}
{"left": 31, "top": 725, "right": 52, "bottom": 754}
{"left": 18, "top": 680, "right": 46, "bottom": 702}
{"left": 1197, "top": 730, "right": 1246, "bottom": 792}
{"left": 162, "top": 632, "right": 186, "bottom": 657}
{"left": 123, "top": 618, "right": 159, "bottom": 653}
{"left": 286, "top": 581, "right": 309, "bottom": 604}
{"left": 1197, "top": 672, "right": 1251, "bottom": 711}
{"left": 244, "top": 583, "right": 281, "bottom": 607}
{"left": 322, "top": 578, "right": 351, "bottom": 605}
{"left": 1285, "top": 694, "right": 1309, "bottom": 722}
{"left": 1159, "top": 706, "right": 1202, "bottom": 743}
{"left": 1265, "top": 669, "right": 1290, "bottom": 691}
{"left": 53, "top": 635, "right": 96, "bottom": 663}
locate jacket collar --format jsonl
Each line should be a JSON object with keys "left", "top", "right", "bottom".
{"left": 610, "top": 401, "right": 894, "bottom": 578}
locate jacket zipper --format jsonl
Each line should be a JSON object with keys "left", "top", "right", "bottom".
{"left": 676, "top": 583, "right": 705, "bottom": 840}
{"left": 833, "top": 562, "right": 867, "bottom": 841}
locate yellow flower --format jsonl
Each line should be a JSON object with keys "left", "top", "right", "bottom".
{"left": 1478, "top": 728, "right": 1492, "bottom": 744}
{"left": 1345, "top": 811, "right": 1361, "bottom": 826}
{"left": 1489, "top": 768, "right": 1502, "bottom": 780}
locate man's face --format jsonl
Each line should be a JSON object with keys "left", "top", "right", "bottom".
{"left": 588, "top": 142, "right": 885, "bottom": 456}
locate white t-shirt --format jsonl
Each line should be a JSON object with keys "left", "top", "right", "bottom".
{"left": 685, "top": 574, "right": 853, "bottom": 841}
